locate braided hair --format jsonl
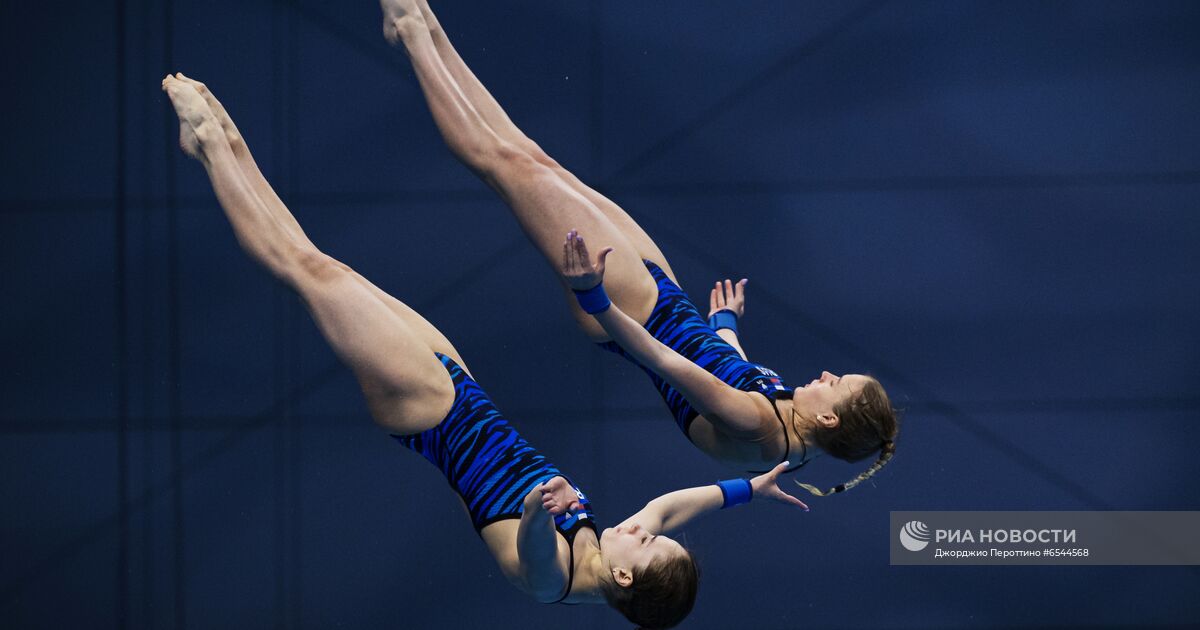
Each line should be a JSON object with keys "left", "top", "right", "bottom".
{"left": 796, "top": 439, "right": 896, "bottom": 496}
{"left": 792, "top": 377, "right": 900, "bottom": 496}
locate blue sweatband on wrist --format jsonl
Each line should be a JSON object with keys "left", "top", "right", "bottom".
{"left": 708, "top": 309, "right": 739, "bottom": 333}
{"left": 573, "top": 283, "right": 611, "bottom": 314}
{"left": 716, "top": 478, "right": 753, "bottom": 509}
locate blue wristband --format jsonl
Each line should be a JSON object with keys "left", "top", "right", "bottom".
{"left": 708, "top": 309, "right": 739, "bottom": 334}
{"left": 573, "top": 283, "right": 611, "bottom": 314}
{"left": 716, "top": 478, "right": 753, "bottom": 509}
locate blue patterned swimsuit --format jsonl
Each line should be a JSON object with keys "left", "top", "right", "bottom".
{"left": 599, "top": 261, "right": 796, "bottom": 471}
{"left": 393, "top": 354, "right": 595, "bottom": 603}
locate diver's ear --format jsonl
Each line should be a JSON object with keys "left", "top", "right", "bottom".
{"left": 816, "top": 412, "right": 840, "bottom": 429}
{"left": 611, "top": 566, "right": 634, "bottom": 588}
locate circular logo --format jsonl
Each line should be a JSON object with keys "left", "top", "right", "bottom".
{"left": 899, "top": 520, "right": 931, "bottom": 551}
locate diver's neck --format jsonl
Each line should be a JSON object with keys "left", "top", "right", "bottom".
{"left": 778, "top": 397, "right": 823, "bottom": 466}
{"left": 563, "top": 544, "right": 607, "bottom": 604}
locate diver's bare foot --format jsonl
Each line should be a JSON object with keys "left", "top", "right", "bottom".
{"left": 380, "top": 0, "right": 426, "bottom": 46}
{"left": 172, "top": 73, "right": 246, "bottom": 155}
{"left": 161, "top": 74, "right": 221, "bottom": 162}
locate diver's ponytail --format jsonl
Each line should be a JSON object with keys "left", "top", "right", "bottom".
{"left": 796, "top": 440, "right": 895, "bottom": 496}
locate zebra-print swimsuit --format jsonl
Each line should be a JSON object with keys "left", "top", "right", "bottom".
{"left": 393, "top": 354, "right": 595, "bottom": 603}
{"left": 599, "top": 260, "right": 796, "bottom": 471}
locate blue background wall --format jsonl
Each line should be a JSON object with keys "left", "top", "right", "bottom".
{"left": 2, "top": 1, "right": 1199, "bottom": 628}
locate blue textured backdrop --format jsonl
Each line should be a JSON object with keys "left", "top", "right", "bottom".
{"left": 2, "top": 1, "right": 1198, "bottom": 628}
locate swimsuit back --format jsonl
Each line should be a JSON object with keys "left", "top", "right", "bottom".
{"left": 393, "top": 354, "right": 597, "bottom": 539}
{"left": 599, "top": 260, "right": 792, "bottom": 435}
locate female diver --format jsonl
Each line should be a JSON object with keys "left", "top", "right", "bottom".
{"left": 161, "top": 73, "right": 807, "bottom": 629}
{"left": 382, "top": 0, "right": 899, "bottom": 495}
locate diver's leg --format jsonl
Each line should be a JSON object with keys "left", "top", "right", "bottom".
{"left": 163, "top": 76, "right": 451, "bottom": 432}
{"left": 383, "top": 2, "right": 656, "bottom": 339}
{"left": 171, "top": 73, "right": 470, "bottom": 369}
{"left": 171, "top": 73, "right": 313, "bottom": 250}
{"left": 413, "top": 0, "right": 677, "bottom": 283}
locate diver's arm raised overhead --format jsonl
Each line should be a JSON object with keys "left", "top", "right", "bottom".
{"left": 562, "top": 231, "right": 768, "bottom": 436}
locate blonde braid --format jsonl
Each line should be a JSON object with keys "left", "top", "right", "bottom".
{"left": 795, "top": 440, "right": 896, "bottom": 497}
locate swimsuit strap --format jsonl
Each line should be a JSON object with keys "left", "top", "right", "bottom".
{"left": 748, "top": 391, "right": 806, "bottom": 475}
{"left": 550, "top": 532, "right": 577, "bottom": 605}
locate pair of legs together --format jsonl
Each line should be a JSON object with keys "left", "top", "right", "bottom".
{"left": 163, "top": 73, "right": 464, "bottom": 435}
{"left": 161, "top": 0, "right": 671, "bottom": 429}
{"left": 383, "top": 0, "right": 678, "bottom": 342}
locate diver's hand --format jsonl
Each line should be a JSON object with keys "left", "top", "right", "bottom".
{"left": 539, "top": 476, "right": 583, "bottom": 515}
{"left": 708, "top": 278, "right": 748, "bottom": 319}
{"left": 562, "top": 230, "right": 613, "bottom": 291}
{"left": 749, "top": 461, "right": 809, "bottom": 510}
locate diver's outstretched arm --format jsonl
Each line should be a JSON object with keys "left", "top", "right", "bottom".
{"left": 563, "top": 231, "right": 768, "bottom": 434}
{"left": 617, "top": 462, "right": 807, "bottom": 536}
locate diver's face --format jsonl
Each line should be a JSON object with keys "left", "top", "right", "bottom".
{"left": 793, "top": 371, "right": 870, "bottom": 418}
{"left": 600, "top": 522, "right": 685, "bottom": 575}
